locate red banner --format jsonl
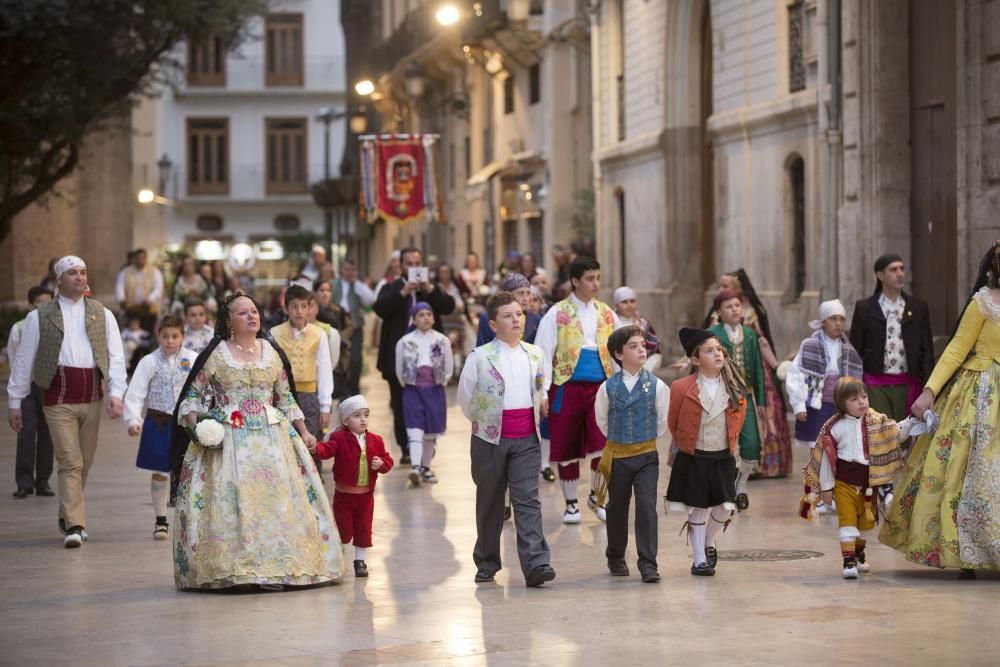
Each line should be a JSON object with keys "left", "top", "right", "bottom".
{"left": 360, "top": 134, "right": 440, "bottom": 225}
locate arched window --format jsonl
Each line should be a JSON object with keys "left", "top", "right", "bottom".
{"left": 274, "top": 213, "right": 300, "bottom": 232}
{"left": 784, "top": 154, "right": 806, "bottom": 302}
{"left": 196, "top": 214, "right": 223, "bottom": 232}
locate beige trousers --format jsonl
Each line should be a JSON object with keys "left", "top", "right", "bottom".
{"left": 43, "top": 401, "right": 102, "bottom": 529}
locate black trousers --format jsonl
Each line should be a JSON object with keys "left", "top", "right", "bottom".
{"left": 347, "top": 327, "right": 364, "bottom": 395}
{"left": 605, "top": 451, "right": 659, "bottom": 573}
{"left": 385, "top": 375, "right": 409, "bottom": 457}
{"left": 15, "top": 387, "right": 53, "bottom": 489}
{"left": 471, "top": 435, "right": 550, "bottom": 577}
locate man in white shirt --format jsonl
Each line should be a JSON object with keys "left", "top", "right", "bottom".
{"left": 535, "top": 256, "right": 622, "bottom": 524}
{"left": 7, "top": 256, "right": 127, "bottom": 548}
{"left": 115, "top": 248, "right": 164, "bottom": 331}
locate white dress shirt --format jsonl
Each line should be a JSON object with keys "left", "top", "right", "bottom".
{"left": 594, "top": 368, "right": 670, "bottom": 438}
{"left": 698, "top": 373, "right": 722, "bottom": 402}
{"left": 123, "top": 348, "right": 194, "bottom": 427}
{"left": 114, "top": 266, "right": 164, "bottom": 306}
{"left": 723, "top": 323, "right": 743, "bottom": 344}
{"left": 457, "top": 341, "right": 536, "bottom": 417}
{"left": 7, "top": 295, "right": 127, "bottom": 409}
{"left": 878, "top": 292, "right": 908, "bottom": 373}
{"left": 5, "top": 319, "right": 24, "bottom": 367}
{"left": 786, "top": 333, "right": 843, "bottom": 414}
{"left": 338, "top": 280, "right": 376, "bottom": 311}
{"left": 288, "top": 323, "right": 334, "bottom": 412}
{"left": 536, "top": 293, "right": 622, "bottom": 392}
{"left": 395, "top": 328, "right": 455, "bottom": 386}
{"left": 325, "top": 326, "right": 341, "bottom": 370}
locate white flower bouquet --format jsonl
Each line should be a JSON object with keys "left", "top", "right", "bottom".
{"left": 186, "top": 418, "right": 226, "bottom": 449}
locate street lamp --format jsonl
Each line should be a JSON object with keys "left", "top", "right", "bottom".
{"left": 403, "top": 62, "right": 426, "bottom": 98}
{"left": 156, "top": 153, "right": 173, "bottom": 196}
{"left": 355, "top": 79, "right": 375, "bottom": 96}
{"left": 435, "top": 4, "right": 460, "bottom": 26}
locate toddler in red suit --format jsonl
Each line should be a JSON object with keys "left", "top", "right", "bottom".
{"left": 310, "top": 395, "right": 393, "bottom": 577}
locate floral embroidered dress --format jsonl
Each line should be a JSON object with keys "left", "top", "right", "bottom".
{"left": 174, "top": 341, "right": 343, "bottom": 589}
{"left": 880, "top": 288, "right": 1000, "bottom": 569}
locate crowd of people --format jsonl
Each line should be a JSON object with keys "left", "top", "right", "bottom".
{"left": 4, "top": 238, "right": 1000, "bottom": 590}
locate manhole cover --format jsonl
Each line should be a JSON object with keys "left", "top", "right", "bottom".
{"left": 717, "top": 549, "right": 824, "bottom": 562}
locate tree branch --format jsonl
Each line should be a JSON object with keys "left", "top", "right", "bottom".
{"left": 0, "top": 143, "right": 79, "bottom": 243}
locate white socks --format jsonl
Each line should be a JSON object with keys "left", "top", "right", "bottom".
{"left": 406, "top": 429, "right": 437, "bottom": 468}
{"left": 354, "top": 546, "right": 367, "bottom": 561}
{"left": 705, "top": 506, "right": 732, "bottom": 547}
{"left": 151, "top": 476, "right": 169, "bottom": 518}
{"left": 540, "top": 438, "right": 551, "bottom": 470}
{"left": 736, "top": 459, "right": 755, "bottom": 495}
{"left": 687, "top": 508, "right": 709, "bottom": 565}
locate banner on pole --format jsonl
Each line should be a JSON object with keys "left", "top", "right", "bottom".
{"left": 360, "top": 134, "right": 442, "bottom": 225}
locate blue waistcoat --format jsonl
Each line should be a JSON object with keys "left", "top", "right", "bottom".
{"left": 606, "top": 368, "right": 658, "bottom": 444}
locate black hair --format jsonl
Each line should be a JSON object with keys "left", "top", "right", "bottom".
{"left": 569, "top": 256, "right": 600, "bottom": 283}
{"left": 27, "top": 285, "right": 53, "bottom": 305}
{"left": 284, "top": 284, "right": 312, "bottom": 304}
{"left": 400, "top": 247, "right": 422, "bottom": 264}
{"left": 214, "top": 292, "right": 269, "bottom": 340}
{"left": 607, "top": 325, "right": 645, "bottom": 363}
{"left": 183, "top": 296, "right": 206, "bottom": 314}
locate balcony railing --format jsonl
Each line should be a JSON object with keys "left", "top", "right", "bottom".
{"left": 168, "top": 56, "right": 346, "bottom": 93}
{"left": 168, "top": 164, "right": 333, "bottom": 201}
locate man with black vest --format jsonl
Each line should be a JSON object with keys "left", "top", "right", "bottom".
{"left": 7, "top": 256, "right": 127, "bottom": 548}
{"left": 848, "top": 253, "right": 935, "bottom": 423}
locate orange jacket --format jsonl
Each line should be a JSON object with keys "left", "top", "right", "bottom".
{"left": 667, "top": 373, "right": 746, "bottom": 455}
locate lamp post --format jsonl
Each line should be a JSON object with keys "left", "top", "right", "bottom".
{"left": 314, "top": 107, "right": 369, "bottom": 263}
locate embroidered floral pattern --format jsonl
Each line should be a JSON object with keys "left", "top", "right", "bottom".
{"left": 879, "top": 293, "right": 909, "bottom": 374}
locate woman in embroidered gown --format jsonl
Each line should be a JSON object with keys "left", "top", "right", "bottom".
{"left": 880, "top": 242, "right": 1000, "bottom": 575}
{"left": 171, "top": 294, "right": 343, "bottom": 590}
{"left": 707, "top": 270, "right": 793, "bottom": 477}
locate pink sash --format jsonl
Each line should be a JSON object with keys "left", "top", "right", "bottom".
{"left": 501, "top": 408, "right": 535, "bottom": 439}
{"left": 862, "top": 372, "right": 922, "bottom": 412}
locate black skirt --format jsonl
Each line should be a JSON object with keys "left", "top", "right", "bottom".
{"left": 666, "top": 449, "right": 737, "bottom": 509}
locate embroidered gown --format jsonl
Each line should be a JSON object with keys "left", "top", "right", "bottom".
{"left": 880, "top": 288, "right": 1000, "bottom": 569}
{"left": 173, "top": 341, "right": 343, "bottom": 589}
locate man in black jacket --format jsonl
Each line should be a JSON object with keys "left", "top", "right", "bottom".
{"left": 374, "top": 248, "right": 455, "bottom": 463}
{"left": 848, "top": 253, "right": 935, "bottom": 422}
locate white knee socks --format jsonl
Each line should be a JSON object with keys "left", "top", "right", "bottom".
{"left": 151, "top": 476, "right": 169, "bottom": 518}
{"left": 687, "top": 508, "right": 709, "bottom": 565}
{"left": 540, "top": 438, "right": 551, "bottom": 470}
{"left": 407, "top": 428, "right": 425, "bottom": 468}
{"left": 736, "top": 459, "right": 755, "bottom": 495}
{"left": 420, "top": 434, "right": 436, "bottom": 468}
{"left": 705, "top": 506, "right": 732, "bottom": 547}
{"left": 354, "top": 546, "right": 367, "bottom": 561}
{"left": 558, "top": 463, "right": 578, "bottom": 501}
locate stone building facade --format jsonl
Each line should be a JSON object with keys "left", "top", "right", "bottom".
{"left": 592, "top": 0, "right": 1000, "bottom": 359}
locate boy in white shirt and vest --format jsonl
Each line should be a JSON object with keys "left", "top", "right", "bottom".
{"left": 7, "top": 256, "right": 127, "bottom": 548}
{"left": 458, "top": 292, "right": 556, "bottom": 587}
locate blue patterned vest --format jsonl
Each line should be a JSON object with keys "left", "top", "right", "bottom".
{"left": 606, "top": 368, "right": 658, "bottom": 444}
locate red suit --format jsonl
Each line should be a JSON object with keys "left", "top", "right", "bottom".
{"left": 315, "top": 429, "right": 394, "bottom": 548}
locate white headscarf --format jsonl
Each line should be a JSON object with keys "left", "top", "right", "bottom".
{"left": 808, "top": 299, "right": 847, "bottom": 330}
{"left": 339, "top": 394, "right": 369, "bottom": 423}
{"left": 53, "top": 255, "right": 86, "bottom": 295}
{"left": 613, "top": 286, "right": 637, "bottom": 305}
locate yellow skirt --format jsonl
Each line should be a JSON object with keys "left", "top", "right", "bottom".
{"left": 879, "top": 363, "right": 1000, "bottom": 569}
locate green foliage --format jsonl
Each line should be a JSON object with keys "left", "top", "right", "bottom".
{"left": 279, "top": 231, "right": 323, "bottom": 263}
{"left": 0, "top": 0, "right": 269, "bottom": 239}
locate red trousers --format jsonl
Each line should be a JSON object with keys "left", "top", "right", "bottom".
{"left": 547, "top": 382, "right": 606, "bottom": 462}
{"left": 333, "top": 490, "right": 375, "bottom": 548}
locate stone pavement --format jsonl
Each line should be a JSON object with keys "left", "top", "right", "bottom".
{"left": 1, "top": 365, "right": 998, "bottom": 666}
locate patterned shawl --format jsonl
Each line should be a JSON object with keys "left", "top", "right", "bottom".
{"left": 798, "top": 331, "right": 863, "bottom": 409}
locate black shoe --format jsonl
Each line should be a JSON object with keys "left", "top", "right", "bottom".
{"left": 353, "top": 560, "right": 369, "bottom": 577}
{"left": 525, "top": 564, "right": 556, "bottom": 587}
{"left": 641, "top": 570, "right": 661, "bottom": 583}
{"left": 400, "top": 454, "right": 411, "bottom": 466}
{"left": 541, "top": 467, "right": 556, "bottom": 483}
{"left": 735, "top": 493, "right": 749, "bottom": 511}
{"left": 959, "top": 568, "right": 977, "bottom": 580}
{"left": 608, "top": 559, "right": 630, "bottom": 577}
{"left": 691, "top": 562, "right": 715, "bottom": 576}
{"left": 34, "top": 483, "right": 54, "bottom": 497}
{"left": 12, "top": 487, "right": 33, "bottom": 499}
{"left": 705, "top": 546, "right": 718, "bottom": 569}
{"left": 503, "top": 505, "right": 512, "bottom": 521}
{"left": 474, "top": 569, "right": 496, "bottom": 583}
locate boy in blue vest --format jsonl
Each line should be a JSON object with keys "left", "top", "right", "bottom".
{"left": 594, "top": 325, "right": 670, "bottom": 583}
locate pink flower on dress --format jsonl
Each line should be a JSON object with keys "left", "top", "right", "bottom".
{"left": 242, "top": 398, "right": 264, "bottom": 416}
{"left": 556, "top": 311, "right": 571, "bottom": 326}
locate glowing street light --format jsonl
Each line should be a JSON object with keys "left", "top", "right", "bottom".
{"left": 137, "top": 189, "right": 155, "bottom": 204}
{"left": 355, "top": 79, "right": 375, "bottom": 96}
{"left": 436, "top": 4, "right": 460, "bottom": 26}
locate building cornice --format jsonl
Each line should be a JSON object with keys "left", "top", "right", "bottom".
{"left": 595, "top": 130, "right": 663, "bottom": 165}
{"left": 707, "top": 88, "right": 818, "bottom": 141}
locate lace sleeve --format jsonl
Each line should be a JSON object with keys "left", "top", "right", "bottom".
{"left": 178, "top": 349, "right": 216, "bottom": 421}
{"left": 271, "top": 345, "right": 304, "bottom": 422}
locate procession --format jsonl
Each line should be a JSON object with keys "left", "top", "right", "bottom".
{"left": 3, "top": 0, "right": 1000, "bottom": 664}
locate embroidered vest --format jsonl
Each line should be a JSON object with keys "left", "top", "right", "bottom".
{"left": 399, "top": 331, "right": 450, "bottom": 386}
{"left": 123, "top": 265, "right": 158, "bottom": 307}
{"left": 606, "top": 369, "right": 658, "bottom": 444}
{"left": 271, "top": 322, "right": 324, "bottom": 392}
{"left": 468, "top": 339, "right": 544, "bottom": 445}
{"left": 551, "top": 298, "right": 616, "bottom": 386}
{"left": 32, "top": 298, "right": 109, "bottom": 390}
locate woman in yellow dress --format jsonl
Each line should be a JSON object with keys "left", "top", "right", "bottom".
{"left": 171, "top": 294, "right": 343, "bottom": 590}
{"left": 879, "top": 242, "right": 1000, "bottom": 575}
